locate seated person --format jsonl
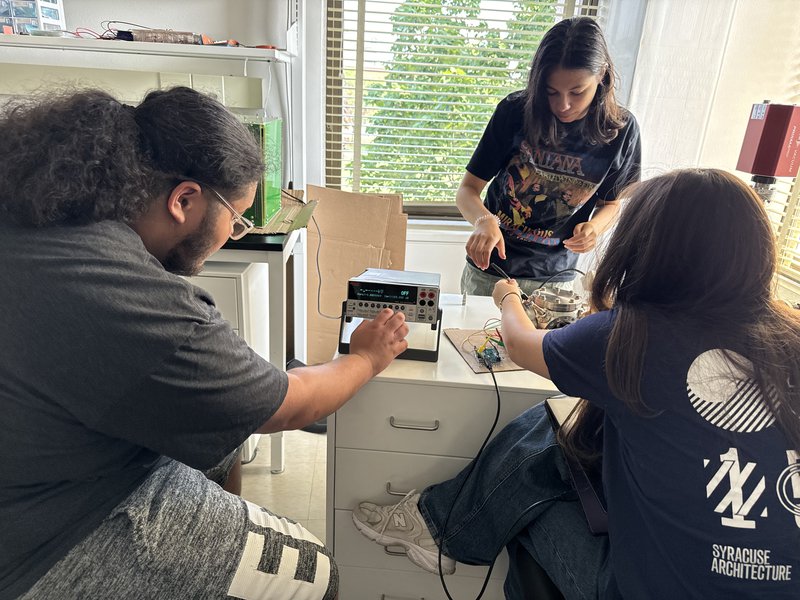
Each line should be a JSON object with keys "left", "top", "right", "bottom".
{"left": 0, "top": 87, "right": 409, "bottom": 600}
{"left": 353, "top": 168, "right": 800, "bottom": 599}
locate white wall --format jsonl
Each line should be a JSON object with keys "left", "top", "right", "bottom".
{"left": 405, "top": 221, "right": 471, "bottom": 294}
{"left": 629, "top": 0, "right": 800, "bottom": 176}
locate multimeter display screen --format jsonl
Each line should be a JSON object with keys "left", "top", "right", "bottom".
{"left": 349, "top": 282, "right": 417, "bottom": 304}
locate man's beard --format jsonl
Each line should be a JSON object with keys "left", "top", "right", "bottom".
{"left": 161, "top": 212, "right": 218, "bottom": 276}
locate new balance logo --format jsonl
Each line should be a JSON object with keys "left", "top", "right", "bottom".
{"left": 392, "top": 513, "right": 407, "bottom": 528}
{"left": 705, "top": 447, "right": 766, "bottom": 529}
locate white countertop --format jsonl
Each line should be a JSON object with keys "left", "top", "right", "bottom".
{"left": 371, "top": 295, "right": 558, "bottom": 395}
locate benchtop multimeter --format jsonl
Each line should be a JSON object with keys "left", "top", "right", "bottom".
{"left": 345, "top": 268, "right": 441, "bottom": 324}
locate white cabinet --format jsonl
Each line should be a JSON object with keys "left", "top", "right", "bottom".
{"left": 327, "top": 296, "right": 559, "bottom": 598}
{"left": 186, "top": 261, "right": 269, "bottom": 464}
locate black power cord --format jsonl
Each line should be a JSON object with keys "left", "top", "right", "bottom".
{"left": 436, "top": 357, "right": 572, "bottom": 600}
{"left": 436, "top": 358, "right": 502, "bottom": 600}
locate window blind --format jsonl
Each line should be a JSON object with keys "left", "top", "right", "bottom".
{"left": 326, "top": 0, "right": 601, "bottom": 210}
{"left": 768, "top": 178, "right": 800, "bottom": 294}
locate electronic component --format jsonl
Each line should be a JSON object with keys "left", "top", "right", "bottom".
{"left": 523, "top": 287, "right": 588, "bottom": 329}
{"left": 736, "top": 102, "right": 800, "bottom": 202}
{"left": 345, "top": 268, "right": 440, "bottom": 324}
{"left": 478, "top": 346, "right": 501, "bottom": 367}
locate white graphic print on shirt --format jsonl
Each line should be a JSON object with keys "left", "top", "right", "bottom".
{"left": 689, "top": 349, "right": 798, "bottom": 582}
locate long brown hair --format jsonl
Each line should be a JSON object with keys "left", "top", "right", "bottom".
{"left": 560, "top": 169, "right": 800, "bottom": 467}
{"left": 524, "top": 16, "right": 627, "bottom": 149}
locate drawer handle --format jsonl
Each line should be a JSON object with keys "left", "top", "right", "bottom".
{"left": 389, "top": 416, "right": 440, "bottom": 431}
{"left": 381, "top": 595, "right": 425, "bottom": 600}
{"left": 384, "top": 546, "right": 409, "bottom": 557}
{"left": 385, "top": 482, "right": 412, "bottom": 496}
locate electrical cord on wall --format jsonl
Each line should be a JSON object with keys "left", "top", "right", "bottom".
{"left": 311, "top": 215, "right": 343, "bottom": 320}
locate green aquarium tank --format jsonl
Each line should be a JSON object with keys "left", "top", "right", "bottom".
{"left": 239, "top": 117, "right": 282, "bottom": 227}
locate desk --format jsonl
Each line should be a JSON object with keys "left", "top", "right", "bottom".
{"left": 327, "top": 296, "right": 559, "bottom": 598}
{"left": 212, "top": 228, "right": 307, "bottom": 474}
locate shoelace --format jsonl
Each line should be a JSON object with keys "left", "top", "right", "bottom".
{"left": 376, "top": 488, "right": 418, "bottom": 543}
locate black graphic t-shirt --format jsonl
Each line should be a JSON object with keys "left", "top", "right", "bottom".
{"left": 543, "top": 310, "right": 800, "bottom": 599}
{"left": 467, "top": 91, "right": 642, "bottom": 281}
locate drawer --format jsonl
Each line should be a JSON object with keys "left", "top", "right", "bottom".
{"left": 337, "top": 564, "right": 505, "bottom": 600}
{"left": 335, "top": 380, "right": 546, "bottom": 458}
{"left": 334, "top": 510, "right": 508, "bottom": 580}
{"left": 333, "top": 448, "right": 470, "bottom": 510}
{"left": 185, "top": 274, "right": 241, "bottom": 329}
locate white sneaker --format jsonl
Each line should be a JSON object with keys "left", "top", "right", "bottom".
{"left": 352, "top": 491, "right": 457, "bottom": 575}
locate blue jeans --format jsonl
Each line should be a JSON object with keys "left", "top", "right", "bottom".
{"left": 417, "top": 403, "right": 612, "bottom": 600}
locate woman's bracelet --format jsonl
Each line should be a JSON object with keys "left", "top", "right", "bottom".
{"left": 499, "top": 291, "right": 522, "bottom": 311}
{"left": 473, "top": 213, "right": 500, "bottom": 228}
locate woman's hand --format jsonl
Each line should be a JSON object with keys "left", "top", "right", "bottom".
{"left": 492, "top": 278, "right": 522, "bottom": 311}
{"left": 349, "top": 309, "right": 409, "bottom": 376}
{"left": 563, "top": 221, "right": 597, "bottom": 253}
{"left": 466, "top": 218, "right": 506, "bottom": 270}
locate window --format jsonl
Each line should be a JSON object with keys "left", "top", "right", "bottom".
{"left": 768, "top": 178, "right": 800, "bottom": 300}
{"left": 326, "top": 0, "right": 601, "bottom": 215}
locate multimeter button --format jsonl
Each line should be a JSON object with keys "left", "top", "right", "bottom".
{"left": 400, "top": 306, "right": 406, "bottom": 310}
{"left": 369, "top": 303, "right": 375, "bottom": 308}
{"left": 428, "top": 315, "right": 433, "bottom": 320}
{"left": 427, "top": 300, "right": 434, "bottom": 307}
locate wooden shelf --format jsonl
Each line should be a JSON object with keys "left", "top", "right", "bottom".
{"left": 0, "top": 34, "right": 290, "bottom": 78}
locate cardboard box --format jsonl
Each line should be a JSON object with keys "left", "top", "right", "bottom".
{"left": 305, "top": 185, "right": 407, "bottom": 364}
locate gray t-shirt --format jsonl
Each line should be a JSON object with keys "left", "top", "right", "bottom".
{"left": 0, "top": 221, "right": 288, "bottom": 599}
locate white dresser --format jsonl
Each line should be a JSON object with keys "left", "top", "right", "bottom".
{"left": 327, "top": 296, "right": 558, "bottom": 599}
{"left": 185, "top": 261, "right": 270, "bottom": 465}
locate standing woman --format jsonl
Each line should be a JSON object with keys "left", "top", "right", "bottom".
{"left": 459, "top": 16, "right": 641, "bottom": 295}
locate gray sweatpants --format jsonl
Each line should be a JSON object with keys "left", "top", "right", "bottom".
{"left": 460, "top": 262, "right": 574, "bottom": 297}
{"left": 20, "top": 460, "right": 337, "bottom": 600}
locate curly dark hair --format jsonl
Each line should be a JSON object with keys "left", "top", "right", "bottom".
{"left": 0, "top": 87, "right": 265, "bottom": 227}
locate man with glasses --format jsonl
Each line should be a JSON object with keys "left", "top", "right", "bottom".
{"left": 0, "top": 87, "right": 407, "bottom": 600}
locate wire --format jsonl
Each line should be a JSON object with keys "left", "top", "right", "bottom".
{"left": 436, "top": 371, "right": 573, "bottom": 600}
{"left": 435, "top": 362, "right": 574, "bottom": 600}
{"left": 282, "top": 61, "right": 295, "bottom": 187}
{"left": 311, "top": 215, "right": 342, "bottom": 321}
{"left": 437, "top": 362, "right": 502, "bottom": 600}
{"left": 99, "top": 20, "right": 155, "bottom": 39}
{"left": 534, "top": 267, "right": 586, "bottom": 290}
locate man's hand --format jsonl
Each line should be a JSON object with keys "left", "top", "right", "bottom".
{"left": 349, "top": 309, "right": 409, "bottom": 376}
{"left": 563, "top": 221, "right": 597, "bottom": 253}
{"left": 466, "top": 218, "right": 506, "bottom": 270}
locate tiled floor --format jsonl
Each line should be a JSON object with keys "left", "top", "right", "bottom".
{"left": 240, "top": 429, "right": 327, "bottom": 543}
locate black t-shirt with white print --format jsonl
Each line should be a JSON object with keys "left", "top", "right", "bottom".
{"left": 543, "top": 309, "right": 800, "bottom": 599}
{"left": 467, "top": 91, "right": 642, "bottom": 281}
